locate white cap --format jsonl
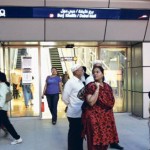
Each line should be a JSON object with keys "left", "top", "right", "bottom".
{"left": 93, "top": 60, "right": 103, "bottom": 66}
{"left": 71, "top": 64, "right": 81, "bottom": 72}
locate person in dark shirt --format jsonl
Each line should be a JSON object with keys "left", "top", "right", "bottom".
{"left": 82, "top": 66, "right": 89, "bottom": 85}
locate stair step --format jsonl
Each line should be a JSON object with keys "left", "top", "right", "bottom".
{"left": 50, "top": 48, "right": 63, "bottom": 76}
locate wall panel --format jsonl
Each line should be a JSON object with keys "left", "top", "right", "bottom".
{"left": 110, "top": 0, "right": 150, "bottom": 9}
{"left": 46, "top": 0, "right": 109, "bottom": 7}
{"left": 144, "top": 20, "right": 150, "bottom": 41}
{"left": 45, "top": 19, "right": 106, "bottom": 41}
{"left": 0, "top": 0, "right": 44, "bottom": 6}
{"left": 105, "top": 20, "right": 148, "bottom": 41}
{"left": 0, "top": 19, "right": 44, "bottom": 41}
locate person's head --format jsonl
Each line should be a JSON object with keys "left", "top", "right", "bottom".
{"left": 64, "top": 71, "right": 68, "bottom": 74}
{"left": 0, "top": 72, "right": 7, "bottom": 82}
{"left": 0, "top": 72, "right": 10, "bottom": 86}
{"left": 93, "top": 60, "right": 102, "bottom": 67}
{"left": 92, "top": 66, "right": 105, "bottom": 82}
{"left": 51, "top": 67, "right": 58, "bottom": 76}
{"left": 82, "top": 66, "right": 87, "bottom": 73}
{"left": 71, "top": 64, "right": 83, "bottom": 79}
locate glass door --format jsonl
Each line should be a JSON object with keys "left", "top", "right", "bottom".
{"left": 100, "top": 47, "right": 127, "bottom": 112}
{"left": 7, "top": 47, "right": 40, "bottom": 117}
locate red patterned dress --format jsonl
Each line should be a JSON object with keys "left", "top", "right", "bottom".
{"left": 81, "top": 82, "right": 119, "bottom": 150}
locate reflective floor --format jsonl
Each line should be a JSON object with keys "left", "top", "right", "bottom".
{"left": 9, "top": 94, "right": 66, "bottom": 118}
{"left": 0, "top": 113, "right": 149, "bottom": 150}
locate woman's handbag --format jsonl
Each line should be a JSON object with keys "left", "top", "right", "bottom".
{"left": 6, "top": 91, "right": 13, "bottom": 102}
{"left": 77, "top": 86, "right": 86, "bottom": 100}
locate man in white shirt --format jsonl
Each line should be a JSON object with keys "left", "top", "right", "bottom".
{"left": 62, "top": 64, "right": 84, "bottom": 150}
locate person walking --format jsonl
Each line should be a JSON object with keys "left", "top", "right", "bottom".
{"left": 81, "top": 65, "right": 120, "bottom": 150}
{"left": 42, "top": 67, "right": 62, "bottom": 125}
{"left": 62, "top": 71, "right": 70, "bottom": 87}
{"left": 62, "top": 64, "right": 84, "bottom": 150}
{"left": 85, "top": 60, "right": 124, "bottom": 150}
{"left": 0, "top": 72, "right": 22, "bottom": 145}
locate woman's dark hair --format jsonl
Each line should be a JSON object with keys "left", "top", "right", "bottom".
{"left": 92, "top": 66, "right": 105, "bottom": 82}
{"left": 0, "top": 72, "right": 10, "bottom": 87}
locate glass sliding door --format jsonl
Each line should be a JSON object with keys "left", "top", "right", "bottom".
{"left": 100, "top": 47, "right": 127, "bottom": 112}
{"left": 7, "top": 47, "right": 40, "bottom": 117}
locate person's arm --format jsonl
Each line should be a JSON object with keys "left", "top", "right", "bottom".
{"left": 86, "top": 82, "right": 100, "bottom": 106}
{"left": 99, "top": 85, "right": 115, "bottom": 109}
{"left": 0, "top": 84, "right": 8, "bottom": 108}
{"left": 59, "top": 81, "right": 63, "bottom": 94}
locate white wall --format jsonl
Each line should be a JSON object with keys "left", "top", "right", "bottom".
{"left": 143, "top": 43, "right": 150, "bottom": 118}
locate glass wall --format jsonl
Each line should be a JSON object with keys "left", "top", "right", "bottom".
{"left": 6, "top": 47, "right": 40, "bottom": 117}
{"left": 100, "top": 47, "right": 127, "bottom": 112}
{"left": 1, "top": 42, "right": 129, "bottom": 118}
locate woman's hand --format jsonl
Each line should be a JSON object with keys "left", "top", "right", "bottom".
{"left": 95, "top": 82, "right": 100, "bottom": 89}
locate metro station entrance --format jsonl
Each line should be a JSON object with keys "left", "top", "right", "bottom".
{"left": 0, "top": 42, "right": 128, "bottom": 118}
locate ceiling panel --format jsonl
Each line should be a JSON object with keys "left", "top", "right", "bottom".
{"left": 105, "top": 20, "right": 148, "bottom": 41}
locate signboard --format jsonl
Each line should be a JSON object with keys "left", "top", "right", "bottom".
{"left": 60, "top": 57, "right": 77, "bottom": 61}
{"left": 22, "top": 56, "right": 32, "bottom": 69}
{"left": 22, "top": 71, "right": 32, "bottom": 84}
{"left": 22, "top": 56, "right": 32, "bottom": 84}
{"left": 0, "top": 7, "right": 149, "bottom": 20}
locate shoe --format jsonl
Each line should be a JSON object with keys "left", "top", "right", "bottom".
{"left": 52, "top": 121, "right": 56, "bottom": 125}
{"left": 110, "top": 143, "right": 124, "bottom": 150}
{"left": 11, "top": 138, "right": 23, "bottom": 145}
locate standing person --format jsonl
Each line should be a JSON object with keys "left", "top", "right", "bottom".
{"left": 81, "top": 66, "right": 120, "bottom": 150}
{"left": 62, "top": 71, "right": 70, "bottom": 87}
{"left": 22, "top": 84, "right": 33, "bottom": 108}
{"left": 85, "top": 60, "right": 124, "bottom": 150}
{"left": 42, "top": 67, "right": 62, "bottom": 125}
{"left": 62, "top": 64, "right": 84, "bottom": 150}
{"left": 0, "top": 72, "right": 22, "bottom": 145}
{"left": 81, "top": 66, "right": 89, "bottom": 85}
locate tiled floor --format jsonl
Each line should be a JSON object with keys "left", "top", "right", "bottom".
{"left": 0, "top": 113, "right": 149, "bottom": 150}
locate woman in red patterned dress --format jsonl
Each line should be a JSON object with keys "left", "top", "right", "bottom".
{"left": 81, "top": 66, "right": 119, "bottom": 150}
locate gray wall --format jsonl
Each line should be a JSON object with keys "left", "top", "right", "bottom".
{"left": 0, "top": 0, "right": 150, "bottom": 41}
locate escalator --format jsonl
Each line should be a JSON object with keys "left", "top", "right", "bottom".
{"left": 49, "top": 48, "right": 63, "bottom": 77}
{"left": 16, "top": 48, "right": 27, "bottom": 69}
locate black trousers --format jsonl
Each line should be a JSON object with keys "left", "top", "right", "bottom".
{"left": 46, "top": 94, "right": 59, "bottom": 122}
{"left": 0, "top": 110, "right": 20, "bottom": 139}
{"left": 67, "top": 117, "right": 83, "bottom": 150}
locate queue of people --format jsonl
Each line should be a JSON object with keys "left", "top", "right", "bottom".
{"left": 0, "top": 61, "right": 124, "bottom": 149}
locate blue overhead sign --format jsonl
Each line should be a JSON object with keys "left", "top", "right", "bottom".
{"left": 0, "top": 7, "right": 150, "bottom": 20}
